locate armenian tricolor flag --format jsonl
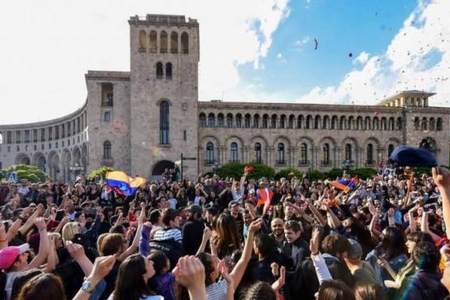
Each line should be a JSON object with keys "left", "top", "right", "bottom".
{"left": 330, "top": 176, "right": 359, "bottom": 193}
{"left": 105, "top": 171, "right": 147, "bottom": 196}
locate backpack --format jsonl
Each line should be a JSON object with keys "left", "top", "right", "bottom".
{"left": 149, "top": 238, "right": 185, "bottom": 270}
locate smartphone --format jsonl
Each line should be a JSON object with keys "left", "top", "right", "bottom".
{"left": 55, "top": 210, "right": 65, "bottom": 222}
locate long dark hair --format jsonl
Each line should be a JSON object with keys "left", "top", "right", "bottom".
{"left": 211, "top": 213, "right": 241, "bottom": 259}
{"left": 379, "top": 226, "right": 406, "bottom": 260}
{"left": 113, "top": 254, "right": 152, "bottom": 300}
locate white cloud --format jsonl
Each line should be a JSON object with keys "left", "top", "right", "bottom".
{"left": 277, "top": 53, "right": 283, "bottom": 58}
{"left": 0, "top": 0, "right": 291, "bottom": 124}
{"left": 294, "top": 36, "right": 311, "bottom": 50}
{"left": 353, "top": 52, "right": 370, "bottom": 65}
{"left": 296, "top": 0, "right": 450, "bottom": 107}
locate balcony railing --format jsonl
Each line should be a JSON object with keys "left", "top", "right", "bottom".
{"left": 204, "top": 159, "right": 215, "bottom": 165}
{"left": 276, "top": 160, "right": 286, "bottom": 165}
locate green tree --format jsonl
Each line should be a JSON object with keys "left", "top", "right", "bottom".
{"left": 88, "top": 166, "right": 115, "bottom": 181}
{"left": 275, "top": 168, "right": 303, "bottom": 180}
{"left": 218, "top": 162, "right": 275, "bottom": 181}
{"left": 2, "top": 164, "right": 49, "bottom": 182}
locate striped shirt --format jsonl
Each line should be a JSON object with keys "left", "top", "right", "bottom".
{"left": 153, "top": 228, "right": 182, "bottom": 242}
{"left": 206, "top": 280, "right": 228, "bottom": 300}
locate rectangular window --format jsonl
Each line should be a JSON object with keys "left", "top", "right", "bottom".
{"left": 104, "top": 111, "right": 111, "bottom": 122}
{"left": 33, "top": 129, "right": 38, "bottom": 142}
{"left": 24, "top": 130, "right": 30, "bottom": 143}
{"left": 183, "top": 130, "right": 187, "bottom": 141}
{"left": 16, "top": 131, "right": 21, "bottom": 143}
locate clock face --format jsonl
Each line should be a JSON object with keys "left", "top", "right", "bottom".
{"left": 82, "top": 281, "right": 91, "bottom": 291}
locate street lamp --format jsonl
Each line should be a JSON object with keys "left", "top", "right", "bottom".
{"left": 69, "top": 163, "right": 84, "bottom": 182}
{"left": 342, "top": 159, "right": 354, "bottom": 171}
{"left": 212, "top": 161, "right": 222, "bottom": 175}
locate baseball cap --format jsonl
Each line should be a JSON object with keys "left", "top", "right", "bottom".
{"left": 187, "top": 204, "right": 203, "bottom": 214}
{"left": 347, "top": 239, "right": 363, "bottom": 259}
{"left": 389, "top": 145, "right": 437, "bottom": 167}
{"left": 0, "top": 243, "right": 30, "bottom": 270}
{"left": 228, "top": 200, "right": 241, "bottom": 208}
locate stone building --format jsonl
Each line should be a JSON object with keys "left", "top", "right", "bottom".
{"left": 0, "top": 14, "right": 449, "bottom": 182}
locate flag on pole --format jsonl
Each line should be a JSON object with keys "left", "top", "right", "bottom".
{"left": 105, "top": 171, "right": 147, "bottom": 196}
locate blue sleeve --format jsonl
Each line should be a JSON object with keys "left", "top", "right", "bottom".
{"left": 140, "top": 225, "right": 152, "bottom": 256}
{"left": 88, "top": 279, "right": 106, "bottom": 300}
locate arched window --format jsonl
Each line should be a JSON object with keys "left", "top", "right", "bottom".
{"left": 340, "top": 116, "right": 347, "bottom": 130}
{"left": 226, "top": 114, "right": 233, "bottom": 128}
{"left": 414, "top": 117, "right": 420, "bottom": 130}
{"left": 199, "top": 113, "right": 206, "bottom": 127}
{"left": 160, "top": 101, "right": 170, "bottom": 144}
{"left": 206, "top": 142, "right": 214, "bottom": 164}
{"left": 437, "top": 118, "right": 443, "bottom": 131}
{"left": 388, "top": 117, "right": 395, "bottom": 131}
{"left": 388, "top": 144, "right": 395, "bottom": 157}
{"left": 366, "top": 144, "right": 374, "bottom": 164}
{"left": 300, "top": 143, "right": 308, "bottom": 164}
{"left": 156, "top": 62, "right": 163, "bottom": 79}
{"left": 348, "top": 117, "right": 354, "bottom": 130}
{"left": 217, "top": 114, "right": 224, "bottom": 127}
{"left": 181, "top": 32, "right": 189, "bottom": 54}
{"left": 306, "top": 115, "right": 313, "bottom": 129}
{"left": 331, "top": 116, "right": 338, "bottom": 130}
{"left": 165, "top": 63, "right": 172, "bottom": 79}
{"left": 381, "top": 117, "right": 387, "bottom": 130}
{"left": 160, "top": 31, "right": 168, "bottom": 53}
{"left": 356, "top": 117, "right": 363, "bottom": 130}
{"left": 396, "top": 117, "right": 403, "bottom": 130}
{"left": 322, "top": 143, "right": 330, "bottom": 165}
{"left": 315, "top": 115, "right": 321, "bottom": 129}
{"left": 421, "top": 117, "right": 427, "bottom": 131}
{"left": 230, "top": 142, "right": 239, "bottom": 162}
{"left": 345, "top": 143, "right": 352, "bottom": 161}
{"left": 253, "top": 114, "right": 260, "bottom": 128}
{"left": 208, "top": 113, "right": 215, "bottom": 127}
{"left": 244, "top": 114, "right": 251, "bottom": 128}
{"left": 429, "top": 118, "right": 436, "bottom": 131}
{"left": 277, "top": 143, "right": 285, "bottom": 164}
{"left": 364, "top": 117, "right": 371, "bottom": 130}
{"left": 236, "top": 114, "right": 242, "bottom": 128}
{"left": 271, "top": 115, "right": 277, "bottom": 128}
{"left": 280, "top": 115, "right": 286, "bottom": 129}
{"left": 149, "top": 31, "right": 157, "bottom": 53}
{"left": 297, "top": 115, "right": 304, "bottom": 129}
{"left": 323, "top": 116, "right": 330, "bottom": 130}
{"left": 288, "top": 115, "right": 295, "bottom": 129}
{"left": 104, "top": 111, "right": 111, "bottom": 122}
{"left": 139, "top": 30, "right": 147, "bottom": 51}
{"left": 373, "top": 117, "right": 379, "bottom": 130}
{"left": 170, "top": 32, "right": 178, "bottom": 53}
{"left": 254, "top": 142, "right": 262, "bottom": 163}
{"left": 262, "top": 114, "right": 268, "bottom": 128}
{"left": 103, "top": 141, "right": 112, "bottom": 159}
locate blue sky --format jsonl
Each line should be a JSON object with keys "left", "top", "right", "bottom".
{"left": 238, "top": 0, "right": 417, "bottom": 97}
{"left": 0, "top": 0, "right": 449, "bottom": 124}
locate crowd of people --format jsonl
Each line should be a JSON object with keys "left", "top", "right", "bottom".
{"left": 0, "top": 165, "right": 450, "bottom": 300}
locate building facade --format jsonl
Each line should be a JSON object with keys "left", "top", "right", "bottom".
{"left": 0, "top": 14, "right": 449, "bottom": 182}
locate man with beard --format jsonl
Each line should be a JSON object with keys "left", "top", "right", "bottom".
{"left": 182, "top": 204, "right": 205, "bottom": 255}
{"left": 269, "top": 218, "right": 285, "bottom": 253}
